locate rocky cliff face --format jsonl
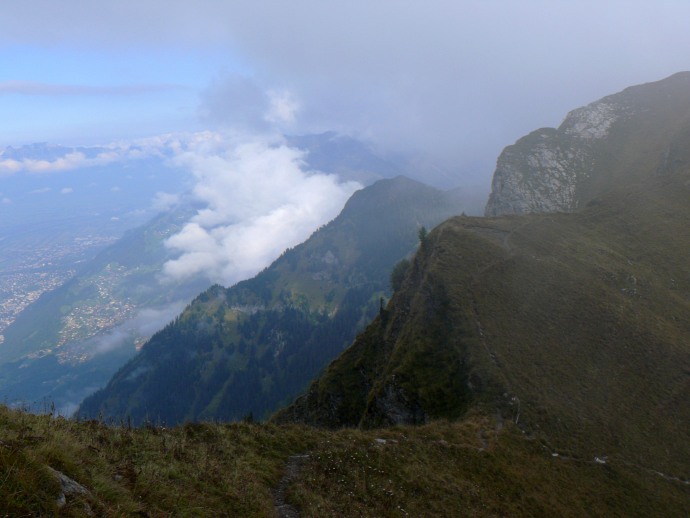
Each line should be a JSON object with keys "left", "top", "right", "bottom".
{"left": 485, "top": 72, "right": 690, "bottom": 216}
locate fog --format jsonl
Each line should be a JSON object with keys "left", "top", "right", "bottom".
{"left": 88, "top": 302, "right": 188, "bottom": 357}
{"left": 2, "top": 1, "right": 690, "bottom": 185}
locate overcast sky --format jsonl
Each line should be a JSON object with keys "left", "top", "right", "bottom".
{"left": 2, "top": 1, "right": 690, "bottom": 186}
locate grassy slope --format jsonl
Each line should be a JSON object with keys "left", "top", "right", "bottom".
{"left": 464, "top": 171, "right": 690, "bottom": 477}
{"left": 1, "top": 406, "right": 687, "bottom": 516}
{"left": 278, "top": 168, "right": 690, "bottom": 483}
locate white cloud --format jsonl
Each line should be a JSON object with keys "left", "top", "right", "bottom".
{"left": 0, "top": 130, "right": 360, "bottom": 293}
{"left": 0, "top": 148, "right": 119, "bottom": 175}
{"left": 90, "top": 301, "right": 187, "bottom": 357}
{"left": 0, "top": 159, "right": 22, "bottom": 175}
{"left": 265, "top": 90, "right": 300, "bottom": 125}
{"left": 162, "top": 135, "right": 360, "bottom": 286}
{"left": 151, "top": 191, "right": 180, "bottom": 212}
{"left": 0, "top": 135, "right": 191, "bottom": 176}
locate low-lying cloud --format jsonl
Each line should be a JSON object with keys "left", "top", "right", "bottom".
{"left": 0, "top": 128, "right": 362, "bottom": 292}
{"left": 0, "top": 133, "right": 204, "bottom": 176}
{"left": 162, "top": 133, "right": 360, "bottom": 286}
{"left": 1, "top": 147, "right": 125, "bottom": 176}
{"left": 0, "top": 152, "right": 109, "bottom": 175}
{"left": 151, "top": 191, "right": 180, "bottom": 212}
{"left": 89, "top": 301, "right": 188, "bottom": 357}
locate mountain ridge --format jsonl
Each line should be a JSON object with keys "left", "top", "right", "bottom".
{"left": 276, "top": 74, "right": 690, "bottom": 483}
{"left": 78, "top": 176, "right": 467, "bottom": 424}
{"left": 277, "top": 165, "right": 690, "bottom": 477}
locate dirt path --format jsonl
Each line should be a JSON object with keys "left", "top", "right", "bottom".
{"left": 273, "top": 454, "right": 310, "bottom": 518}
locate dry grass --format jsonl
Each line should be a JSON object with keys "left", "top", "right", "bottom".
{"left": 1, "top": 405, "right": 686, "bottom": 516}
{"left": 290, "top": 417, "right": 689, "bottom": 517}
{"left": 0, "top": 405, "right": 323, "bottom": 515}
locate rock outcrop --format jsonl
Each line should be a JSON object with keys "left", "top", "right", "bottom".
{"left": 48, "top": 467, "right": 92, "bottom": 513}
{"left": 485, "top": 71, "right": 690, "bottom": 216}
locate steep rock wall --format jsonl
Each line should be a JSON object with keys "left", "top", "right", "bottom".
{"left": 485, "top": 72, "right": 690, "bottom": 216}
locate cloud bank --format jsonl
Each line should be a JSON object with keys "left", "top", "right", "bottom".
{"left": 0, "top": 128, "right": 363, "bottom": 292}
{"left": 0, "top": 142, "right": 132, "bottom": 175}
{"left": 3, "top": 2, "right": 690, "bottom": 184}
{"left": 0, "top": 133, "right": 204, "bottom": 175}
{"left": 162, "top": 134, "right": 360, "bottom": 286}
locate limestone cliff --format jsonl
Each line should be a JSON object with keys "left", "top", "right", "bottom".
{"left": 485, "top": 71, "right": 690, "bottom": 216}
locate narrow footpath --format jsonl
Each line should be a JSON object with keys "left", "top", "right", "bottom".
{"left": 272, "top": 454, "right": 310, "bottom": 518}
